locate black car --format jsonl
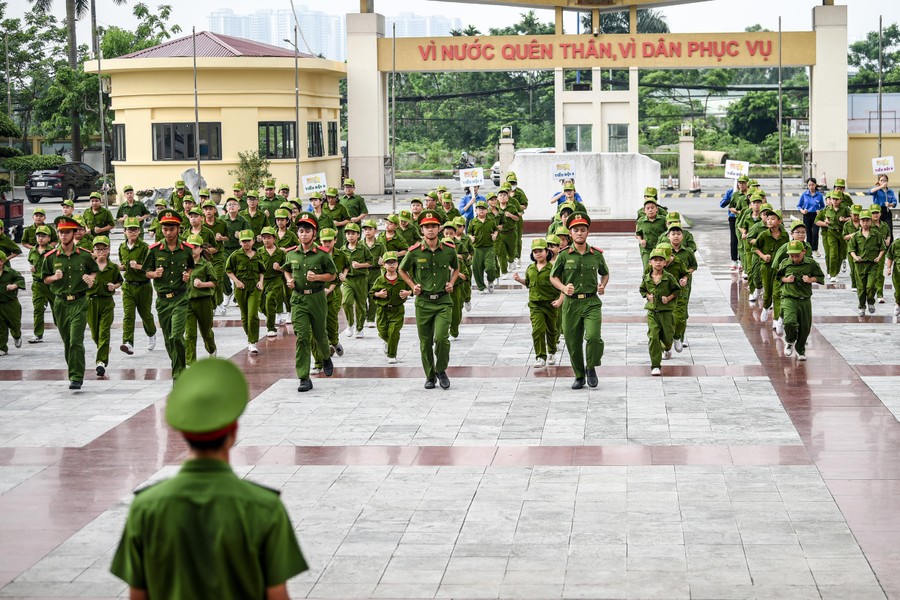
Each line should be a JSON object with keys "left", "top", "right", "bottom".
{"left": 25, "top": 162, "right": 101, "bottom": 204}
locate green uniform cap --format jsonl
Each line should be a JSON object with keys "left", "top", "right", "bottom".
{"left": 506, "top": 172, "right": 517, "bottom": 183}
{"left": 319, "top": 228, "right": 336, "bottom": 241}
{"left": 61, "top": 199, "right": 75, "bottom": 207}
{"left": 398, "top": 210, "right": 412, "bottom": 221}
{"left": 326, "top": 187, "right": 339, "bottom": 197}
{"left": 188, "top": 207, "right": 203, "bottom": 216}
{"left": 279, "top": 202, "right": 294, "bottom": 211}
{"left": 225, "top": 196, "right": 239, "bottom": 205}
{"left": 764, "top": 208, "right": 783, "bottom": 220}
{"left": 343, "top": 178, "right": 356, "bottom": 187}
{"left": 383, "top": 251, "right": 399, "bottom": 262}
{"left": 649, "top": 248, "right": 668, "bottom": 260}
{"left": 737, "top": 175, "right": 750, "bottom": 183}
{"left": 499, "top": 182, "right": 512, "bottom": 192}
{"left": 665, "top": 211, "right": 681, "bottom": 222}
{"left": 274, "top": 209, "right": 290, "bottom": 219}
{"left": 475, "top": 200, "right": 488, "bottom": 209}
{"left": 182, "top": 195, "right": 195, "bottom": 204}
{"left": 154, "top": 198, "right": 168, "bottom": 207}
{"left": 426, "top": 191, "right": 439, "bottom": 201}
{"left": 73, "top": 215, "right": 86, "bottom": 227}
{"left": 485, "top": 192, "right": 497, "bottom": 200}
{"left": 123, "top": 217, "right": 141, "bottom": 229}
{"left": 246, "top": 190, "right": 259, "bottom": 199}
{"left": 555, "top": 226, "right": 570, "bottom": 237}
{"left": 442, "top": 221, "right": 456, "bottom": 231}
{"left": 859, "top": 209, "right": 872, "bottom": 220}
{"left": 643, "top": 196, "right": 658, "bottom": 206}
{"left": 531, "top": 238, "right": 548, "bottom": 250}
{"left": 278, "top": 183, "right": 290, "bottom": 192}
{"left": 239, "top": 229, "right": 254, "bottom": 241}
{"left": 157, "top": 209, "right": 183, "bottom": 225}
{"left": 0, "top": 250, "right": 6, "bottom": 262}
{"left": 186, "top": 233, "right": 204, "bottom": 246}
{"left": 344, "top": 222, "right": 361, "bottom": 233}
{"left": 759, "top": 202, "right": 773, "bottom": 212}
{"left": 749, "top": 194, "right": 763, "bottom": 203}
{"left": 232, "top": 181, "right": 244, "bottom": 190}
{"left": 35, "top": 225, "right": 52, "bottom": 235}
{"left": 563, "top": 183, "right": 575, "bottom": 192}
{"left": 851, "top": 204, "right": 862, "bottom": 214}
{"left": 453, "top": 216, "right": 466, "bottom": 227}
{"left": 643, "top": 186, "right": 659, "bottom": 198}
{"left": 55, "top": 215, "right": 80, "bottom": 231}
{"left": 790, "top": 220, "right": 807, "bottom": 231}
{"left": 441, "top": 193, "right": 453, "bottom": 204}
{"left": 175, "top": 179, "right": 185, "bottom": 188}
{"left": 435, "top": 185, "right": 447, "bottom": 193}
{"left": 559, "top": 201, "right": 577, "bottom": 214}
{"left": 123, "top": 185, "right": 134, "bottom": 192}
{"left": 309, "top": 192, "right": 322, "bottom": 201}
{"left": 418, "top": 210, "right": 442, "bottom": 226}
{"left": 166, "top": 358, "right": 248, "bottom": 435}
{"left": 261, "top": 226, "right": 277, "bottom": 237}
{"left": 667, "top": 222, "right": 683, "bottom": 232}
{"left": 202, "top": 199, "right": 217, "bottom": 209}
{"left": 786, "top": 239, "right": 806, "bottom": 254}
{"left": 386, "top": 214, "right": 400, "bottom": 225}
{"left": 264, "top": 178, "right": 276, "bottom": 189}
{"left": 567, "top": 211, "right": 591, "bottom": 229}
{"left": 410, "top": 197, "right": 423, "bottom": 205}
{"left": 749, "top": 179, "right": 759, "bottom": 187}
{"left": 834, "top": 178, "right": 847, "bottom": 187}
{"left": 33, "top": 207, "right": 46, "bottom": 215}
{"left": 362, "top": 219, "right": 377, "bottom": 229}
{"left": 869, "top": 204, "right": 881, "bottom": 213}
{"left": 92, "top": 235, "right": 110, "bottom": 247}
{"left": 545, "top": 234, "right": 561, "bottom": 246}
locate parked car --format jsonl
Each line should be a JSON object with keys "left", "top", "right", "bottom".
{"left": 491, "top": 161, "right": 501, "bottom": 185}
{"left": 25, "top": 162, "right": 101, "bottom": 204}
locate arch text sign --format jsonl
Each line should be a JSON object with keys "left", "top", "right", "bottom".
{"left": 378, "top": 32, "right": 816, "bottom": 72}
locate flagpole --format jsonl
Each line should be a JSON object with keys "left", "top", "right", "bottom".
{"left": 192, "top": 27, "right": 201, "bottom": 177}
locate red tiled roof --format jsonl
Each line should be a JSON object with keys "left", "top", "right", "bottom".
{"left": 118, "top": 31, "right": 315, "bottom": 59}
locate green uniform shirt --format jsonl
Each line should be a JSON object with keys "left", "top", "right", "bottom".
{"left": 522, "top": 262, "right": 557, "bottom": 302}
{"left": 116, "top": 201, "right": 150, "bottom": 225}
{"left": 40, "top": 245, "right": 99, "bottom": 297}
{"left": 888, "top": 240, "right": 900, "bottom": 275}
{"left": 550, "top": 245, "right": 610, "bottom": 295}
{"left": 442, "top": 206, "right": 462, "bottom": 222}
{"left": 110, "top": 459, "right": 307, "bottom": 599}
{"left": 275, "top": 229, "right": 299, "bottom": 250}
{"left": 168, "top": 191, "right": 187, "bottom": 212}
{"left": 84, "top": 207, "right": 116, "bottom": 235}
{"left": 371, "top": 273, "right": 411, "bottom": 307}
{"left": 21, "top": 223, "right": 58, "bottom": 247}
{"left": 737, "top": 211, "right": 762, "bottom": 234}
{"left": 142, "top": 241, "right": 195, "bottom": 296}
{"left": 640, "top": 270, "right": 681, "bottom": 312}
{"left": 27, "top": 245, "right": 51, "bottom": 286}
{"left": 377, "top": 232, "right": 410, "bottom": 254}
{"left": 728, "top": 190, "right": 749, "bottom": 214}
{"left": 180, "top": 226, "right": 216, "bottom": 248}
{"left": 873, "top": 221, "right": 891, "bottom": 246}
{"left": 497, "top": 203, "right": 519, "bottom": 235}
{"left": 188, "top": 258, "right": 217, "bottom": 299}
{"left": 258, "top": 196, "right": 282, "bottom": 227}
{"left": 309, "top": 211, "right": 334, "bottom": 236}
{"left": 399, "top": 240, "right": 459, "bottom": 295}
{"left": 363, "top": 239, "right": 386, "bottom": 269}
{"left": 342, "top": 243, "right": 374, "bottom": 278}
{"left": 511, "top": 188, "right": 528, "bottom": 210}
{"left": 239, "top": 210, "right": 267, "bottom": 237}
{"left": 340, "top": 193, "right": 369, "bottom": 219}
{"left": 86, "top": 260, "right": 123, "bottom": 299}
{"left": 771, "top": 241, "right": 812, "bottom": 274}
{"left": 776, "top": 256, "right": 825, "bottom": 299}
{"left": 259, "top": 247, "right": 287, "bottom": 281}
{"left": 672, "top": 246, "right": 698, "bottom": 277}
{"left": 283, "top": 244, "right": 337, "bottom": 294}
{"left": 0, "top": 266, "right": 25, "bottom": 303}
{"left": 225, "top": 250, "right": 265, "bottom": 284}
{"left": 221, "top": 214, "right": 250, "bottom": 251}
{"left": 469, "top": 217, "right": 498, "bottom": 248}
{"left": 842, "top": 219, "right": 861, "bottom": 239}
{"left": 819, "top": 205, "right": 849, "bottom": 234}
{"left": 76, "top": 234, "right": 94, "bottom": 252}
{"left": 635, "top": 217, "right": 668, "bottom": 251}
{"left": 328, "top": 247, "right": 349, "bottom": 275}
{"left": 398, "top": 224, "right": 421, "bottom": 246}
{"left": 322, "top": 202, "right": 350, "bottom": 229}
{"left": 755, "top": 228, "right": 788, "bottom": 262}
{"left": 204, "top": 218, "right": 228, "bottom": 259}
{"left": 848, "top": 229, "right": 885, "bottom": 262}
{"left": 0, "top": 235, "right": 21, "bottom": 258}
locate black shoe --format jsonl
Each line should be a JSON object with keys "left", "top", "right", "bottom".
{"left": 298, "top": 378, "right": 313, "bottom": 392}
{"left": 335, "top": 343, "right": 344, "bottom": 357}
{"left": 437, "top": 371, "right": 450, "bottom": 389}
{"left": 424, "top": 379, "right": 436, "bottom": 389}
{"left": 586, "top": 368, "right": 598, "bottom": 388}
{"left": 571, "top": 378, "right": 585, "bottom": 390}
{"left": 96, "top": 363, "right": 106, "bottom": 377}
{"left": 69, "top": 380, "right": 82, "bottom": 390}
{"left": 323, "top": 358, "right": 334, "bottom": 377}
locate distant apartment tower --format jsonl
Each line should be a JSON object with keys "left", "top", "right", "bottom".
{"left": 208, "top": 8, "right": 248, "bottom": 38}
{"left": 385, "top": 13, "right": 463, "bottom": 37}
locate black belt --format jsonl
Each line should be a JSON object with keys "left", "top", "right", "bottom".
{"left": 125, "top": 279, "right": 150, "bottom": 287}
{"left": 382, "top": 303, "right": 403, "bottom": 309}
{"left": 295, "top": 288, "right": 324, "bottom": 295}
{"left": 160, "top": 289, "right": 186, "bottom": 300}
{"left": 58, "top": 292, "right": 85, "bottom": 301}
{"left": 422, "top": 291, "right": 447, "bottom": 300}
{"left": 570, "top": 293, "right": 596, "bottom": 300}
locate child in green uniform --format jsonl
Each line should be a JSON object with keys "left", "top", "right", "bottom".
{"left": 442, "top": 222, "right": 467, "bottom": 339}
{"left": 26, "top": 226, "right": 53, "bottom": 343}
{"left": 362, "top": 219, "right": 386, "bottom": 327}
{"left": 322, "top": 188, "right": 351, "bottom": 248}
{"left": 313, "top": 228, "right": 347, "bottom": 373}
{"left": 776, "top": 240, "right": 825, "bottom": 360}
{"left": 452, "top": 217, "right": 473, "bottom": 313}
{"left": 184, "top": 235, "right": 217, "bottom": 364}
{"left": 378, "top": 214, "right": 411, "bottom": 258}
{"left": 273, "top": 209, "right": 298, "bottom": 325}
{"left": 21, "top": 207, "right": 57, "bottom": 249}
{"left": 371, "top": 251, "right": 412, "bottom": 363}
{"left": 469, "top": 201, "right": 499, "bottom": 293}
{"left": 842, "top": 205, "right": 863, "bottom": 290}
{"left": 753, "top": 207, "right": 788, "bottom": 322}
{"left": 496, "top": 188, "right": 520, "bottom": 275}
{"left": 770, "top": 221, "right": 812, "bottom": 337}
{"left": 513, "top": 238, "right": 559, "bottom": 367}
{"left": 226, "top": 230, "right": 266, "bottom": 353}
{"left": 0, "top": 250, "right": 25, "bottom": 355}
{"left": 816, "top": 192, "right": 850, "bottom": 282}
{"left": 886, "top": 238, "right": 900, "bottom": 316}
{"left": 397, "top": 209, "right": 421, "bottom": 247}
{"left": 221, "top": 198, "right": 251, "bottom": 304}
{"left": 848, "top": 210, "right": 886, "bottom": 315}
{"left": 868, "top": 205, "right": 891, "bottom": 303}
{"left": 199, "top": 200, "right": 228, "bottom": 315}
{"left": 665, "top": 223, "right": 697, "bottom": 352}
{"left": 340, "top": 223, "right": 373, "bottom": 338}
{"left": 86, "top": 236, "right": 122, "bottom": 376}
{"left": 641, "top": 248, "right": 681, "bottom": 376}
{"left": 737, "top": 194, "right": 763, "bottom": 284}
{"left": 635, "top": 195, "right": 668, "bottom": 269}
{"left": 147, "top": 198, "right": 168, "bottom": 242}
{"left": 258, "top": 227, "right": 287, "bottom": 338}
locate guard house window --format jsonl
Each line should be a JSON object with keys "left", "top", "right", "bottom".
{"left": 608, "top": 123, "right": 628, "bottom": 152}
{"left": 307, "top": 122, "right": 324, "bottom": 158}
{"left": 564, "top": 124, "right": 592, "bottom": 152}
{"left": 112, "top": 124, "right": 126, "bottom": 161}
{"left": 152, "top": 123, "right": 222, "bottom": 161}
{"left": 327, "top": 121, "right": 338, "bottom": 156}
{"left": 258, "top": 122, "right": 296, "bottom": 159}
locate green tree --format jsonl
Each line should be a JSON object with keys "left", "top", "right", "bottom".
{"left": 580, "top": 8, "right": 669, "bottom": 34}
{"left": 726, "top": 91, "right": 779, "bottom": 144}
{"left": 848, "top": 22, "right": 900, "bottom": 86}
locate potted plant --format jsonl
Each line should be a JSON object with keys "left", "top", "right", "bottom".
{"left": 99, "top": 175, "right": 117, "bottom": 204}
{"left": 209, "top": 187, "right": 225, "bottom": 204}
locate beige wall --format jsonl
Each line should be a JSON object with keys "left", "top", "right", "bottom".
{"left": 848, "top": 134, "right": 900, "bottom": 189}
{"left": 85, "top": 56, "right": 345, "bottom": 197}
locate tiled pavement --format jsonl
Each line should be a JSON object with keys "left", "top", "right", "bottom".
{"left": 1, "top": 202, "right": 899, "bottom": 599}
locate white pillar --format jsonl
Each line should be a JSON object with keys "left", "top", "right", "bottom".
{"left": 679, "top": 135, "right": 695, "bottom": 191}
{"left": 809, "top": 5, "right": 848, "bottom": 186}
{"left": 498, "top": 136, "right": 516, "bottom": 179}
{"left": 346, "top": 12, "right": 387, "bottom": 195}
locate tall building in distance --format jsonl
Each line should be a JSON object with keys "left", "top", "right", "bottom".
{"left": 207, "top": 7, "right": 462, "bottom": 62}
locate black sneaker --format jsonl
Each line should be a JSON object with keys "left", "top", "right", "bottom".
{"left": 323, "top": 358, "right": 334, "bottom": 377}
{"left": 571, "top": 378, "right": 585, "bottom": 390}
{"left": 437, "top": 371, "right": 450, "bottom": 389}
{"left": 424, "top": 379, "right": 436, "bottom": 389}
{"left": 298, "top": 378, "right": 313, "bottom": 392}
{"left": 335, "top": 343, "right": 344, "bottom": 357}
{"left": 69, "top": 380, "right": 82, "bottom": 390}
{"left": 96, "top": 363, "right": 106, "bottom": 377}
{"left": 586, "top": 368, "right": 599, "bottom": 388}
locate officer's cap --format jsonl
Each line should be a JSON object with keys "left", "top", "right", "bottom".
{"left": 786, "top": 240, "right": 806, "bottom": 254}
{"left": 319, "top": 228, "right": 336, "bottom": 241}
{"left": 568, "top": 211, "right": 591, "bottom": 229}
{"left": 261, "top": 226, "right": 277, "bottom": 237}
{"left": 92, "top": 235, "right": 110, "bottom": 247}
{"left": 418, "top": 211, "right": 442, "bottom": 227}
{"left": 55, "top": 215, "right": 80, "bottom": 231}
{"left": 166, "top": 358, "right": 248, "bottom": 439}
{"left": 296, "top": 211, "right": 318, "bottom": 230}
{"left": 158, "top": 209, "right": 183, "bottom": 225}
{"left": 344, "top": 222, "right": 361, "bottom": 233}
{"left": 383, "top": 251, "right": 399, "bottom": 263}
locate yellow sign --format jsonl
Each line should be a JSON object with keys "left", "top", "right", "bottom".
{"left": 378, "top": 32, "right": 816, "bottom": 72}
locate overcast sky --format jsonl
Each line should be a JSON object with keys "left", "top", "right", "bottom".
{"left": 7, "top": 0, "right": 887, "bottom": 48}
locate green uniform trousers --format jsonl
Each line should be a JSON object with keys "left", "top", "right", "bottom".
{"left": 0, "top": 300, "right": 22, "bottom": 353}
{"left": 822, "top": 230, "right": 842, "bottom": 277}
{"left": 639, "top": 247, "right": 651, "bottom": 270}
{"left": 87, "top": 296, "right": 114, "bottom": 365}
{"left": 31, "top": 282, "right": 51, "bottom": 338}
{"left": 855, "top": 262, "right": 880, "bottom": 307}
{"left": 211, "top": 258, "right": 226, "bottom": 306}
{"left": 313, "top": 288, "right": 343, "bottom": 369}
{"left": 263, "top": 279, "right": 284, "bottom": 331}
{"left": 781, "top": 296, "right": 812, "bottom": 355}
{"left": 472, "top": 246, "right": 498, "bottom": 291}
{"left": 746, "top": 255, "right": 761, "bottom": 293}
{"left": 341, "top": 276, "right": 368, "bottom": 331}
{"left": 562, "top": 296, "right": 604, "bottom": 379}
{"left": 450, "top": 284, "right": 464, "bottom": 338}
{"left": 893, "top": 268, "right": 900, "bottom": 305}
{"left": 515, "top": 217, "right": 524, "bottom": 260}
{"left": 121, "top": 282, "right": 156, "bottom": 345}
{"left": 52, "top": 296, "right": 87, "bottom": 382}
{"left": 291, "top": 290, "right": 328, "bottom": 379}
{"left": 376, "top": 304, "right": 405, "bottom": 358}
{"left": 415, "top": 294, "right": 452, "bottom": 381}
{"left": 647, "top": 309, "right": 675, "bottom": 369}
{"left": 876, "top": 254, "right": 886, "bottom": 299}
{"left": 528, "top": 300, "right": 558, "bottom": 360}
{"left": 460, "top": 274, "right": 472, "bottom": 303}
{"left": 185, "top": 296, "right": 216, "bottom": 364}
{"left": 156, "top": 293, "right": 189, "bottom": 379}
{"left": 496, "top": 232, "right": 516, "bottom": 272}
{"left": 234, "top": 284, "right": 261, "bottom": 343}
{"left": 366, "top": 270, "right": 379, "bottom": 322}
{"left": 674, "top": 286, "right": 691, "bottom": 340}
{"left": 760, "top": 261, "right": 777, "bottom": 309}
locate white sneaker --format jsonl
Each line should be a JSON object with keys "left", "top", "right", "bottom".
{"left": 663, "top": 350, "right": 672, "bottom": 360}
{"left": 355, "top": 329, "right": 364, "bottom": 339}
{"left": 14, "top": 337, "right": 21, "bottom": 348}
{"left": 548, "top": 353, "right": 557, "bottom": 365}
{"left": 382, "top": 342, "right": 388, "bottom": 355}
{"left": 387, "top": 357, "right": 397, "bottom": 364}
{"left": 730, "top": 261, "right": 738, "bottom": 271}
{"left": 749, "top": 290, "right": 759, "bottom": 303}
{"left": 310, "top": 367, "right": 321, "bottom": 375}
{"left": 215, "top": 305, "right": 227, "bottom": 316}
{"left": 487, "top": 282, "right": 494, "bottom": 293}
{"left": 760, "top": 308, "right": 769, "bottom": 322}
{"left": 534, "top": 357, "right": 546, "bottom": 367}
{"left": 28, "top": 335, "right": 43, "bottom": 344}
{"left": 223, "top": 294, "right": 232, "bottom": 307}
{"left": 681, "top": 339, "right": 689, "bottom": 348}
{"left": 96, "top": 362, "right": 105, "bottom": 376}
{"left": 651, "top": 367, "right": 661, "bottom": 376}
{"left": 366, "top": 320, "right": 376, "bottom": 328}
{"left": 774, "top": 319, "right": 784, "bottom": 336}
{"left": 858, "top": 307, "right": 866, "bottom": 317}
{"left": 868, "top": 303, "right": 876, "bottom": 314}
{"left": 741, "top": 272, "right": 749, "bottom": 280}
{"left": 120, "top": 341, "right": 134, "bottom": 355}
{"left": 841, "top": 260, "right": 848, "bottom": 273}
{"left": 147, "top": 335, "right": 156, "bottom": 351}
{"left": 266, "top": 330, "right": 277, "bottom": 338}
{"left": 784, "top": 343, "right": 794, "bottom": 357}
{"left": 508, "top": 262, "right": 515, "bottom": 272}
{"left": 798, "top": 353, "right": 807, "bottom": 361}
{"left": 673, "top": 339, "right": 683, "bottom": 353}
{"left": 464, "top": 301, "right": 471, "bottom": 312}
{"left": 344, "top": 326, "right": 354, "bottom": 338}
{"left": 828, "top": 276, "right": 837, "bottom": 284}
{"left": 450, "top": 334, "right": 458, "bottom": 341}
{"left": 248, "top": 343, "right": 258, "bottom": 354}
{"left": 851, "top": 287, "right": 857, "bottom": 292}
{"left": 0, "top": 350, "right": 6, "bottom": 356}
{"left": 737, "top": 261, "right": 743, "bottom": 271}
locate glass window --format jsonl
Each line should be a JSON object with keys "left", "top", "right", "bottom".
{"left": 151, "top": 123, "right": 222, "bottom": 161}
{"left": 608, "top": 123, "right": 629, "bottom": 152}
{"left": 258, "top": 122, "right": 296, "bottom": 159}
{"left": 564, "top": 124, "right": 592, "bottom": 152}
{"left": 112, "top": 124, "right": 126, "bottom": 161}
{"left": 307, "top": 121, "right": 324, "bottom": 158}
{"left": 563, "top": 69, "right": 592, "bottom": 91}
{"left": 327, "top": 121, "right": 338, "bottom": 156}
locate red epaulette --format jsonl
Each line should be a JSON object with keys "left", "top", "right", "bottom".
{"left": 148, "top": 242, "right": 162, "bottom": 249}
{"left": 591, "top": 246, "right": 604, "bottom": 253}
{"left": 285, "top": 245, "right": 298, "bottom": 252}
{"left": 409, "top": 242, "right": 422, "bottom": 251}
{"left": 568, "top": 247, "right": 577, "bottom": 254}
{"left": 43, "top": 248, "right": 58, "bottom": 258}
{"left": 317, "top": 245, "right": 328, "bottom": 252}
{"left": 442, "top": 240, "right": 456, "bottom": 248}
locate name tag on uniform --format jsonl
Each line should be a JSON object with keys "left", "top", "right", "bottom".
{"left": 53, "top": 262, "right": 63, "bottom": 270}
{"left": 417, "top": 258, "right": 427, "bottom": 263}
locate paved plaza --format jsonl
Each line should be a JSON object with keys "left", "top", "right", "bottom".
{"left": 0, "top": 195, "right": 899, "bottom": 599}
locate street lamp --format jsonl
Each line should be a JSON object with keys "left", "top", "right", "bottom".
{"left": 283, "top": 31, "right": 301, "bottom": 196}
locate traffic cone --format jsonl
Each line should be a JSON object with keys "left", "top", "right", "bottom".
{"left": 690, "top": 175, "right": 701, "bottom": 193}
{"left": 821, "top": 172, "right": 828, "bottom": 190}
{"left": 666, "top": 174, "right": 674, "bottom": 190}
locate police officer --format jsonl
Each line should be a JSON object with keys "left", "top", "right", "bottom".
{"left": 399, "top": 210, "right": 460, "bottom": 390}
{"left": 110, "top": 358, "right": 308, "bottom": 598}
{"left": 550, "top": 211, "right": 609, "bottom": 389}
{"left": 143, "top": 210, "right": 194, "bottom": 379}
{"left": 40, "top": 216, "right": 99, "bottom": 389}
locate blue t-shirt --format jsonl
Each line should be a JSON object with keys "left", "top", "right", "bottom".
{"left": 459, "top": 194, "right": 484, "bottom": 221}
{"left": 868, "top": 187, "right": 897, "bottom": 208}
{"left": 797, "top": 191, "right": 824, "bottom": 212}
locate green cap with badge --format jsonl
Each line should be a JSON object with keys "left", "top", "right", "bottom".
{"left": 506, "top": 172, "right": 517, "bottom": 183}
{"left": 264, "top": 178, "right": 276, "bottom": 189}
{"left": 61, "top": 198, "right": 75, "bottom": 207}
{"left": 319, "top": 227, "right": 336, "bottom": 241}
{"left": 261, "top": 226, "right": 277, "bottom": 237}
{"left": 546, "top": 234, "right": 561, "bottom": 246}
{"left": 475, "top": 200, "right": 488, "bottom": 209}
{"left": 33, "top": 207, "right": 46, "bottom": 215}
{"left": 232, "top": 181, "right": 244, "bottom": 190}
{"left": 225, "top": 196, "right": 239, "bottom": 206}
{"left": 247, "top": 189, "right": 259, "bottom": 199}
{"left": 398, "top": 210, "right": 412, "bottom": 222}
{"left": 35, "top": 225, "right": 52, "bottom": 235}
{"left": 278, "top": 182, "right": 290, "bottom": 192}
{"left": 123, "top": 217, "right": 141, "bottom": 229}
{"left": 786, "top": 240, "right": 806, "bottom": 254}
{"left": 238, "top": 229, "right": 254, "bottom": 242}
{"left": 410, "top": 197, "right": 423, "bottom": 205}
{"left": 869, "top": 204, "right": 881, "bottom": 213}
{"left": 485, "top": 192, "right": 497, "bottom": 200}
{"left": 344, "top": 222, "right": 361, "bottom": 233}
{"left": 123, "top": 184, "right": 134, "bottom": 192}
{"left": 202, "top": 199, "right": 217, "bottom": 209}
{"left": 649, "top": 248, "right": 668, "bottom": 260}
{"left": 166, "top": 358, "right": 249, "bottom": 439}
{"left": 531, "top": 238, "right": 548, "bottom": 250}
{"left": 644, "top": 186, "right": 658, "bottom": 198}
{"left": 383, "top": 251, "right": 399, "bottom": 262}
{"left": 441, "top": 193, "right": 454, "bottom": 204}
{"left": 386, "top": 214, "right": 400, "bottom": 225}
{"left": 0, "top": 250, "right": 6, "bottom": 262}
{"left": 198, "top": 188, "right": 209, "bottom": 197}
{"left": 155, "top": 198, "right": 168, "bottom": 207}
{"left": 187, "top": 207, "right": 202, "bottom": 216}
{"left": 92, "top": 235, "right": 110, "bottom": 247}
{"left": 182, "top": 194, "right": 195, "bottom": 204}
{"left": 759, "top": 202, "right": 773, "bottom": 213}
{"left": 344, "top": 178, "right": 356, "bottom": 187}
{"left": 186, "top": 233, "right": 204, "bottom": 246}
{"left": 563, "top": 182, "right": 575, "bottom": 192}
{"left": 790, "top": 220, "right": 807, "bottom": 231}
{"left": 274, "top": 209, "right": 290, "bottom": 219}
{"left": 442, "top": 221, "right": 456, "bottom": 231}
{"left": 555, "top": 226, "right": 570, "bottom": 238}
{"left": 737, "top": 175, "right": 750, "bottom": 183}
{"left": 559, "top": 201, "right": 577, "bottom": 214}
{"left": 665, "top": 211, "right": 681, "bottom": 222}
{"left": 453, "top": 216, "right": 466, "bottom": 227}
{"left": 175, "top": 179, "right": 185, "bottom": 188}
{"left": 667, "top": 221, "right": 683, "bottom": 232}
{"left": 499, "top": 182, "right": 512, "bottom": 193}
{"left": 362, "top": 219, "right": 377, "bottom": 229}
{"left": 859, "top": 209, "right": 872, "bottom": 220}
{"left": 834, "top": 178, "right": 847, "bottom": 188}
{"left": 851, "top": 204, "right": 862, "bottom": 215}
{"left": 326, "top": 187, "right": 339, "bottom": 197}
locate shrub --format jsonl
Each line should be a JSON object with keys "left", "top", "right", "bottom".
{"left": 1, "top": 154, "right": 67, "bottom": 174}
